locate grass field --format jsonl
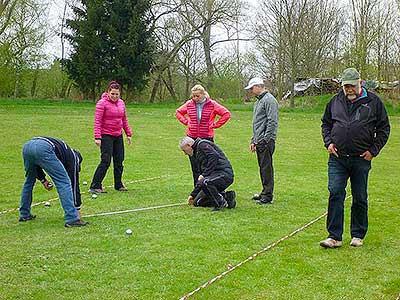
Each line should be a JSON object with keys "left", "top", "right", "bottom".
{"left": 0, "top": 98, "right": 399, "bottom": 300}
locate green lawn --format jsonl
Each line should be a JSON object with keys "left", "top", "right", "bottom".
{"left": 0, "top": 99, "right": 399, "bottom": 300}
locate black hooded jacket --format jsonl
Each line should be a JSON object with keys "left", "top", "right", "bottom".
{"left": 192, "top": 138, "right": 234, "bottom": 178}
{"left": 321, "top": 89, "right": 390, "bottom": 157}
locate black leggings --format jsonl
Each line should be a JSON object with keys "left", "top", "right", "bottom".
{"left": 90, "top": 134, "right": 125, "bottom": 190}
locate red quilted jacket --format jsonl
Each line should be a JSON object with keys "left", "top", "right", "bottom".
{"left": 176, "top": 98, "right": 230, "bottom": 138}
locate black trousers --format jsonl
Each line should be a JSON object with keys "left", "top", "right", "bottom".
{"left": 194, "top": 172, "right": 233, "bottom": 207}
{"left": 256, "top": 139, "right": 275, "bottom": 202}
{"left": 188, "top": 136, "right": 214, "bottom": 186}
{"left": 90, "top": 134, "right": 125, "bottom": 190}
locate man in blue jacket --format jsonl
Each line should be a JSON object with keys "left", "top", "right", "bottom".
{"left": 179, "top": 137, "right": 236, "bottom": 211}
{"left": 320, "top": 68, "right": 390, "bottom": 248}
{"left": 19, "top": 137, "right": 88, "bottom": 227}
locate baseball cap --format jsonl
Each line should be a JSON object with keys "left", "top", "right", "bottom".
{"left": 244, "top": 77, "right": 264, "bottom": 90}
{"left": 341, "top": 68, "right": 360, "bottom": 86}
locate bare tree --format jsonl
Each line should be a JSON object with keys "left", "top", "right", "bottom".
{"left": 148, "top": 1, "right": 205, "bottom": 102}
{"left": 255, "top": 0, "right": 343, "bottom": 105}
{"left": 373, "top": 2, "right": 397, "bottom": 81}
{"left": 348, "top": 0, "right": 380, "bottom": 77}
{"left": 0, "top": 0, "right": 18, "bottom": 36}
{"left": 176, "top": 38, "right": 205, "bottom": 99}
{"left": 177, "top": 0, "right": 242, "bottom": 88}
{"left": 146, "top": 0, "right": 247, "bottom": 102}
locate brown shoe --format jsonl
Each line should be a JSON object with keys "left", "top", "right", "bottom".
{"left": 89, "top": 188, "right": 107, "bottom": 194}
{"left": 65, "top": 219, "right": 89, "bottom": 228}
{"left": 320, "top": 238, "right": 342, "bottom": 248}
{"left": 350, "top": 237, "right": 363, "bottom": 247}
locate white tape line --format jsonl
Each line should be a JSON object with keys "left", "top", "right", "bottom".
{"left": 0, "top": 175, "right": 171, "bottom": 215}
{"left": 179, "top": 211, "right": 328, "bottom": 300}
{"left": 83, "top": 202, "right": 187, "bottom": 218}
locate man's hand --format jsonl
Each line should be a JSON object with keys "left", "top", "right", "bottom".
{"left": 250, "top": 143, "right": 256, "bottom": 153}
{"left": 127, "top": 136, "right": 132, "bottom": 145}
{"left": 95, "top": 139, "right": 101, "bottom": 147}
{"left": 327, "top": 143, "right": 338, "bottom": 157}
{"left": 41, "top": 179, "right": 53, "bottom": 191}
{"left": 360, "top": 150, "right": 373, "bottom": 161}
{"left": 197, "top": 175, "right": 204, "bottom": 182}
{"left": 187, "top": 195, "right": 194, "bottom": 206}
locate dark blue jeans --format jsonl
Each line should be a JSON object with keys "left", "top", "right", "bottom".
{"left": 326, "top": 155, "right": 371, "bottom": 241}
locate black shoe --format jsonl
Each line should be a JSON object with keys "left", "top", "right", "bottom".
{"left": 211, "top": 199, "right": 228, "bottom": 211}
{"left": 19, "top": 214, "right": 36, "bottom": 222}
{"left": 252, "top": 194, "right": 261, "bottom": 201}
{"left": 257, "top": 199, "right": 273, "bottom": 205}
{"left": 65, "top": 219, "right": 89, "bottom": 228}
{"left": 225, "top": 191, "right": 236, "bottom": 209}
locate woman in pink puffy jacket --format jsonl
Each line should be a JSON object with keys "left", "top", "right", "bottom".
{"left": 176, "top": 84, "right": 231, "bottom": 186}
{"left": 89, "top": 81, "right": 132, "bottom": 193}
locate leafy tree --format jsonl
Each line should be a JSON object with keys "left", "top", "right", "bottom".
{"left": 64, "top": 0, "right": 154, "bottom": 100}
{"left": 0, "top": 0, "right": 48, "bottom": 97}
{"left": 64, "top": 0, "right": 109, "bottom": 100}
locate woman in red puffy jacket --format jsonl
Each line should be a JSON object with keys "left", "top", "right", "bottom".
{"left": 89, "top": 81, "right": 132, "bottom": 193}
{"left": 176, "top": 84, "right": 231, "bottom": 186}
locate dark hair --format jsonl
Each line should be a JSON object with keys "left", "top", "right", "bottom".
{"left": 108, "top": 80, "right": 121, "bottom": 91}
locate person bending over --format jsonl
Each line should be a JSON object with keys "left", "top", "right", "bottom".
{"left": 19, "top": 137, "right": 88, "bottom": 227}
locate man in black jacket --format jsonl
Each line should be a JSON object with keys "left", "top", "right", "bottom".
{"left": 19, "top": 137, "right": 88, "bottom": 227}
{"left": 179, "top": 137, "right": 236, "bottom": 211}
{"left": 320, "top": 68, "right": 390, "bottom": 248}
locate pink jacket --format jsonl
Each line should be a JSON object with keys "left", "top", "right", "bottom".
{"left": 176, "top": 98, "right": 231, "bottom": 139}
{"left": 94, "top": 93, "right": 132, "bottom": 139}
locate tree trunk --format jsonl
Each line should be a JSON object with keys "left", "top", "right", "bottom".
{"left": 202, "top": 24, "right": 213, "bottom": 89}
{"left": 30, "top": 67, "right": 39, "bottom": 97}
{"left": 289, "top": 68, "right": 295, "bottom": 108}
{"left": 14, "top": 69, "right": 21, "bottom": 98}
{"left": 66, "top": 81, "right": 72, "bottom": 98}
{"left": 149, "top": 74, "right": 162, "bottom": 103}
{"left": 163, "top": 67, "right": 177, "bottom": 101}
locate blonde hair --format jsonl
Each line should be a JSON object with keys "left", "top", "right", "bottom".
{"left": 191, "top": 84, "right": 209, "bottom": 98}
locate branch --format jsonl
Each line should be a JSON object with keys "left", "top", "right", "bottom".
{"left": 210, "top": 37, "right": 254, "bottom": 48}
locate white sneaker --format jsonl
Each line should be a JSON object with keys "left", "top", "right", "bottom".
{"left": 319, "top": 238, "right": 343, "bottom": 248}
{"left": 350, "top": 237, "right": 363, "bottom": 247}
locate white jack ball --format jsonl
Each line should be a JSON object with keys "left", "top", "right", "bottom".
{"left": 82, "top": 181, "right": 88, "bottom": 186}
{"left": 125, "top": 229, "right": 133, "bottom": 235}
{"left": 91, "top": 194, "right": 98, "bottom": 199}
{"left": 44, "top": 201, "right": 51, "bottom": 207}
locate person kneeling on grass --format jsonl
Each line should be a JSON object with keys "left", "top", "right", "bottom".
{"left": 179, "top": 137, "right": 236, "bottom": 211}
{"left": 19, "top": 137, "right": 88, "bottom": 228}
